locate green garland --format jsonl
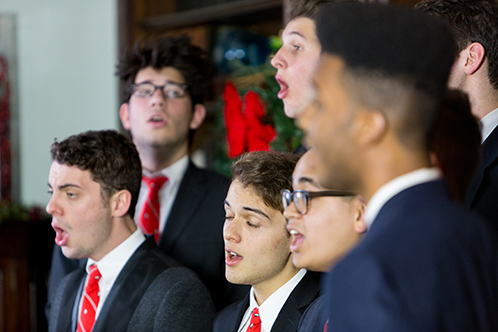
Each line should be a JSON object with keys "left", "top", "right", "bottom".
{"left": 212, "top": 37, "right": 303, "bottom": 177}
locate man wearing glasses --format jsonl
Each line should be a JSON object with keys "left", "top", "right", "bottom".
{"left": 47, "top": 35, "right": 246, "bottom": 314}
{"left": 282, "top": 148, "right": 365, "bottom": 331}
{"left": 214, "top": 151, "right": 321, "bottom": 332}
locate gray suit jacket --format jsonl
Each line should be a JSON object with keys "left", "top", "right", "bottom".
{"left": 49, "top": 237, "right": 215, "bottom": 332}
{"left": 47, "top": 161, "right": 247, "bottom": 314}
{"left": 297, "top": 295, "right": 327, "bottom": 332}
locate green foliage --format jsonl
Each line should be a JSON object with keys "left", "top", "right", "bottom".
{"left": 0, "top": 201, "right": 48, "bottom": 225}
{"left": 212, "top": 58, "right": 303, "bottom": 177}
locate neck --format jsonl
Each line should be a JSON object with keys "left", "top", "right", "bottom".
{"left": 137, "top": 144, "right": 188, "bottom": 173}
{"left": 252, "top": 257, "right": 300, "bottom": 305}
{"left": 90, "top": 216, "right": 137, "bottom": 262}
{"left": 463, "top": 70, "right": 498, "bottom": 120}
{"left": 360, "top": 144, "right": 430, "bottom": 201}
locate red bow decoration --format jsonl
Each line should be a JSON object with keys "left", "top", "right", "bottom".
{"left": 223, "top": 82, "right": 276, "bottom": 158}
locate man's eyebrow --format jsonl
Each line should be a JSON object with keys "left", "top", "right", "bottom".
{"left": 243, "top": 206, "right": 270, "bottom": 220}
{"left": 48, "top": 183, "right": 82, "bottom": 190}
{"left": 224, "top": 200, "right": 230, "bottom": 207}
{"left": 288, "top": 30, "right": 307, "bottom": 40}
{"left": 298, "top": 176, "right": 318, "bottom": 186}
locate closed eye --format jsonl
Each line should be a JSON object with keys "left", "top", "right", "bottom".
{"left": 246, "top": 221, "right": 260, "bottom": 228}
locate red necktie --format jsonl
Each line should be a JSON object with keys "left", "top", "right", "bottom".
{"left": 247, "top": 308, "right": 261, "bottom": 332}
{"left": 77, "top": 265, "right": 101, "bottom": 332}
{"left": 139, "top": 175, "right": 168, "bottom": 242}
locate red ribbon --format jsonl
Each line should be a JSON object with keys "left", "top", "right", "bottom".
{"left": 223, "top": 82, "right": 276, "bottom": 158}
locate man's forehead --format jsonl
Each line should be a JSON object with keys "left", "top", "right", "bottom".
{"left": 135, "top": 66, "right": 186, "bottom": 83}
{"left": 49, "top": 161, "right": 92, "bottom": 183}
{"left": 283, "top": 17, "right": 316, "bottom": 39}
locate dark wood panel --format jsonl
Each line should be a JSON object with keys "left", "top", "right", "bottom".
{"left": 140, "top": 0, "right": 282, "bottom": 30}
{"left": 0, "top": 220, "right": 53, "bottom": 332}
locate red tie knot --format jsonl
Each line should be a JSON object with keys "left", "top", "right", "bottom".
{"left": 143, "top": 175, "right": 169, "bottom": 190}
{"left": 89, "top": 264, "right": 101, "bottom": 280}
{"left": 248, "top": 307, "right": 261, "bottom": 331}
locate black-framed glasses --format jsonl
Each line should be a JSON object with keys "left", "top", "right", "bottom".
{"left": 129, "top": 82, "right": 188, "bottom": 99}
{"left": 281, "top": 189, "right": 356, "bottom": 215}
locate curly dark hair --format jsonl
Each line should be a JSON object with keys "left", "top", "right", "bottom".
{"left": 231, "top": 151, "right": 301, "bottom": 212}
{"left": 116, "top": 35, "right": 212, "bottom": 105}
{"left": 416, "top": 0, "right": 498, "bottom": 90}
{"left": 50, "top": 130, "right": 142, "bottom": 218}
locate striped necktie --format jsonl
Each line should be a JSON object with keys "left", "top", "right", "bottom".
{"left": 77, "top": 264, "right": 101, "bottom": 332}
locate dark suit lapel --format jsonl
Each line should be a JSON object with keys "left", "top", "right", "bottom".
{"left": 158, "top": 161, "right": 207, "bottom": 252}
{"left": 232, "top": 294, "right": 250, "bottom": 332}
{"left": 271, "top": 271, "right": 322, "bottom": 332}
{"left": 467, "top": 126, "right": 498, "bottom": 205}
{"left": 51, "top": 268, "right": 85, "bottom": 332}
{"left": 214, "top": 293, "right": 249, "bottom": 332}
{"left": 91, "top": 238, "right": 158, "bottom": 332}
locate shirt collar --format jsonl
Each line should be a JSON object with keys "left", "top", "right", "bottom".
{"left": 87, "top": 228, "right": 146, "bottom": 288}
{"left": 248, "top": 269, "right": 307, "bottom": 332}
{"left": 364, "top": 168, "right": 442, "bottom": 229}
{"left": 480, "top": 107, "right": 498, "bottom": 143}
{"left": 142, "top": 155, "right": 189, "bottom": 187}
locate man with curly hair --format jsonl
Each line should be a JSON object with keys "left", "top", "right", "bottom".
{"left": 47, "top": 130, "right": 214, "bottom": 332}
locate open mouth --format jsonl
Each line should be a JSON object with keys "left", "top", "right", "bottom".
{"left": 275, "top": 76, "right": 289, "bottom": 99}
{"left": 52, "top": 222, "right": 69, "bottom": 246}
{"left": 288, "top": 228, "right": 305, "bottom": 252}
{"left": 148, "top": 114, "right": 166, "bottom": 125}
{"left": 225, "top": 249, "right": 243, "bottom": 266}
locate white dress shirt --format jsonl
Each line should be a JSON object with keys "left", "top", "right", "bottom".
{"left": 135, "top": 155, "right": 189, "bottom": 236}
{"left": 364, "top": 168, "right": 442, "bottom": 229}
{"left": 480, "top": 107, "right": 498, "bottom": 143}
{"left": 237, "top": 269, "right": 307, "bottom": 332}
{"left": 82, "top": 228, "right": 146, "bottom": 319}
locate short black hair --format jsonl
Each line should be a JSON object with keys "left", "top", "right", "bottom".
{"left": 317, "top": 3, "right": 456, "bottom": 98}
{"left": 315, "top": 3, "right": 457, "bottom": 149}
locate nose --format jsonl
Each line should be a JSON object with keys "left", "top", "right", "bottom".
{"left": 149, "top": 87, "right": 166, "bottom": 107}
{"left": 223, "top": 218, "right": 241, "bottom": 243}
{"left": 46, "top": 194, "right": 61, "bottom": 217}
{"left": 283, "top": 199, "right": 301, "bottom": 222}
{"left": 271, "top": 47, "right": 287, "bottom": 69}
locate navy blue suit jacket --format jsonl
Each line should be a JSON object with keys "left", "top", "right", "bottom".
{"left": 213, "top": 271, "right": 321, "bottom": 332}
{"left": 466, "top": 126, "right": 498, "bottom": 234}
{"left": 47, "top": 161, "right": 247, "bottom": 314}
{"left": 325, "top": 180, "right": 498, "bottom": 331}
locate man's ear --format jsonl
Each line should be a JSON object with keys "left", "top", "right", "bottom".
{"left": 352, "top": 196, "right": 367, "bottom": 234}
{"left": 190, "top": 104, "right": 206, "bottom": 130}
{"left": 354, "top": 109, "right": 387, "bottom": 147}
{"left": 111, "top": 190, "right": 132, "bottom": 218}
{"left": 464, "top": 42, "right": 486, "bottom": 75}
{"left": 119, "top": 103, "right": 131, "bottom": 130}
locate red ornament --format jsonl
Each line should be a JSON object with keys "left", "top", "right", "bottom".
{"left": 223, "top": 82, "right": 276, "bottom": 158}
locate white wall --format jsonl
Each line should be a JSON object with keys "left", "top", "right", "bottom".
{"left": 0, "top": 0, "right": 118, "bottom": 205}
